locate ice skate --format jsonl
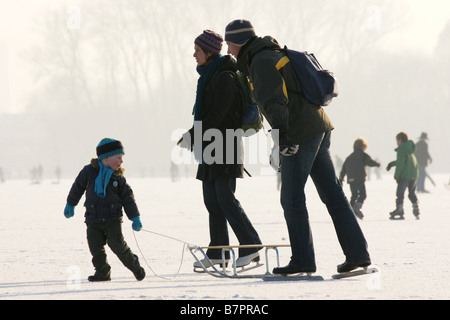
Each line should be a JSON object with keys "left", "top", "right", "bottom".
{"left": 272, "top": 261, "right": 316, "bottom": 275}
{"left": 333, "top": 261, "right": 377, "bottom": 279}
{"left": 352, "top": 202, "right": 364, "bottom": 220}
{"left": 412, "top": 203, "right": 420, "bottom": 220}
{"left": 390, "top": 204, "right": 404, "bottom": 220}
{"left": 233, "top": 252, "right": 260, "bottom": 268}
{"left": 267, "top": 261, "right": 322, "bottom": 281}
{"left": 193, "top": 258, "right": 229, "bottom": 271}
{"left": 337, "top": 260, "right": 371, "bottom": 273}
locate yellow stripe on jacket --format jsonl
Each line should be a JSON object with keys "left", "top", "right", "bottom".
{"left": 275, "top": 56, "right": 290, "bottom": 99}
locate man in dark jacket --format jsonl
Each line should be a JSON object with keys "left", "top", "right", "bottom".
{"left": 225, "top": 20, "right": 371, "bottom": 274}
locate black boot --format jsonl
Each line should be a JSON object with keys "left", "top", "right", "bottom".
{"left": 133, "top": 267, "right": 146, "bottom": 281}
{"left": 337, "top": 260, "right": 371, "bottom": 273}
{"left": 273, "top": 261, "right": 316, "bottom": 275}
{"left": 88, "top": 272, "right": 111, "bottom": 282}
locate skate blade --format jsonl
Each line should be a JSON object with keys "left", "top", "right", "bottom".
{"left": 263, "top": 273, "right": 324, "bottom": 282}
{"left": 235, "top": 262, "right": 264, "bottom": 273}
{"left": 332, "top": 267, "right": 378, "bottom": 279}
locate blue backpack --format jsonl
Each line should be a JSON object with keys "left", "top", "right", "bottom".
{"left": 283, "top": 46, "right": 338, "bottom": 106}
{"left": 234, "top": 70, "right": 263, "bottom": 136}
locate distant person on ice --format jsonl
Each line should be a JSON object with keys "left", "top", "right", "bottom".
{"left": 64, "top": 138, "right": 145, "bottom": 282}
{"left": 415, "top": 132, "right": 432, "bottom": 193}
{"left": 224, "top": 19, "right": 371, "bottom": 275}
{"left": 339, "top": 137, "right": 380, "bottom": 220}
{"left": 386, "top": 132, "right": 420, "bottom": 220}
{"left": 177, "top": 30, "right": 262, "bottom": 270}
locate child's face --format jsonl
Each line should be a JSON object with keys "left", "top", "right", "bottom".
{"left": 396, "top": 138, "right": 402, "bottom": 146}
{"left": 102, "top": 154, "right": 123, "bottom": 171}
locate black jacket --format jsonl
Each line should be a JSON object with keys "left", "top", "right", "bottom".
{"left": 66, "top": 159, "right": 140, "bottom": 223}
{"left": 415, "top": 139, "right": 431, "bottom": 167}
{"left": 339, "top": 149, "right": 380, "bottom": 184}
{"left": 192, "top": 55, "right": 244, "bottom": 181}
{"left": 236, "top": 36, "right": 334, "bottom": 143}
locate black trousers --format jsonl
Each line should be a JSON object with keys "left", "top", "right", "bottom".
{"left": 396, "top": 179, "right": 418, "bottom": 205}
{"left": 86, "top": 218, "right": 141, "bottom": 276}
{"left": 349, "top": 182, "right": 367, "bottom": 206}
{"left": 202, "top": 176, "right": 262, "bottom": 259}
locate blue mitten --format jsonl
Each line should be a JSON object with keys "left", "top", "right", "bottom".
{"left": 64, "top": 204, "right": 75, "bottom": 218}
{"left": 131, "top": 216, "right": 142, "bottom": 232}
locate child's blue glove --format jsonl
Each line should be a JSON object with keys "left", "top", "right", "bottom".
{"left": 131, "top": 216, "right": 142, "bottom": 232}
{"left": 64, "top": 204, "right": 75, "bottom": 218}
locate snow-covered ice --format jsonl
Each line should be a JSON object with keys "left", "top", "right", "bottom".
{"left": 1, "top": 173, "right": 449, "bottom": 300}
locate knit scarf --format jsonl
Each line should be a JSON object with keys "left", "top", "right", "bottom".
{"left": 193, "top": 54, "right": 226, "bottom": 121}
{"left": 95, "top": 160, "right": 114, "bottom": 198}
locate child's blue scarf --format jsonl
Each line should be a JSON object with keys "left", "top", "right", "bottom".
{"left": 193, "top": 55, "right": 226, "bottom": 121}
{"left": 95, "top": 160, "right": 114, "bottom": 198}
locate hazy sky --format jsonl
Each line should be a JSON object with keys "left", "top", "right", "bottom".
{"left": 0, "top": 0, "right": 449, "bottom": 114}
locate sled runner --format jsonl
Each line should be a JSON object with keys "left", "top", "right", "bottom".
{"left": 189, "top": 244, "right": 298, "bottom": 279}
{"left": 331, "top": 266, "right": 379, "bottom": 279}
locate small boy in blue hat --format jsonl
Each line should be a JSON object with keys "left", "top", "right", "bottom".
{"left": 64, "top": 138, "right": 145, "bottom": 282}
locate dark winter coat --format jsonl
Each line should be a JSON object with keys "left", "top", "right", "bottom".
{"left": 415, "top": 139, "right": 432, "bottom": 167}
{"left": 236, "top": 36, "right": 334, "bottom": 143}
{"left": 66, "top": 159, "right": 140, "bottom": 223}
{"left": 190, "top": 55, "right": 244, "bottom": 181}
{"left": 339, "top": 149, "right": 380, "bottom": 184}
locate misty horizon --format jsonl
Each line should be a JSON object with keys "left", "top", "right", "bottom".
{"left": 0, "top": 0, "right": 449, "bottom": 179}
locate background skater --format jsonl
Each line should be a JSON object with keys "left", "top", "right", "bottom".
{"left": 339, "top": 137, "right": 380, "bottom": 219}
{"left": 387, "top": 132, "right": 420, "bottom": 220}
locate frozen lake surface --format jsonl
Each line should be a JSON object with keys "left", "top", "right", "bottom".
{"left": 1, "top": 174, "right": 449, "bottom": 300}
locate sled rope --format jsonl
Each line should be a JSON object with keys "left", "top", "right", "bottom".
{"left": 132, "top": 229, "right": 191, "bottom": 280}
{"left": 140, "top": 228, "right": 195, "bottom": 247}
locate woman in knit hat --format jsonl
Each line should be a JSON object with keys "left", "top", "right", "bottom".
{"left": 64, "top": 138, "right": 145, "bottom": 282}
{"left": 178, "top": 30, "right": 262, "bottom": 270}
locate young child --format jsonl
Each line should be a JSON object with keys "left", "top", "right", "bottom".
{"left": 339, "top": 137, "right": 380, "bottom": 219}
{"left": 64, "top": 138, "right": 145, "bottom": 281}
{"left": 386, "top": 132, "right": 420, "bottom": 220}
